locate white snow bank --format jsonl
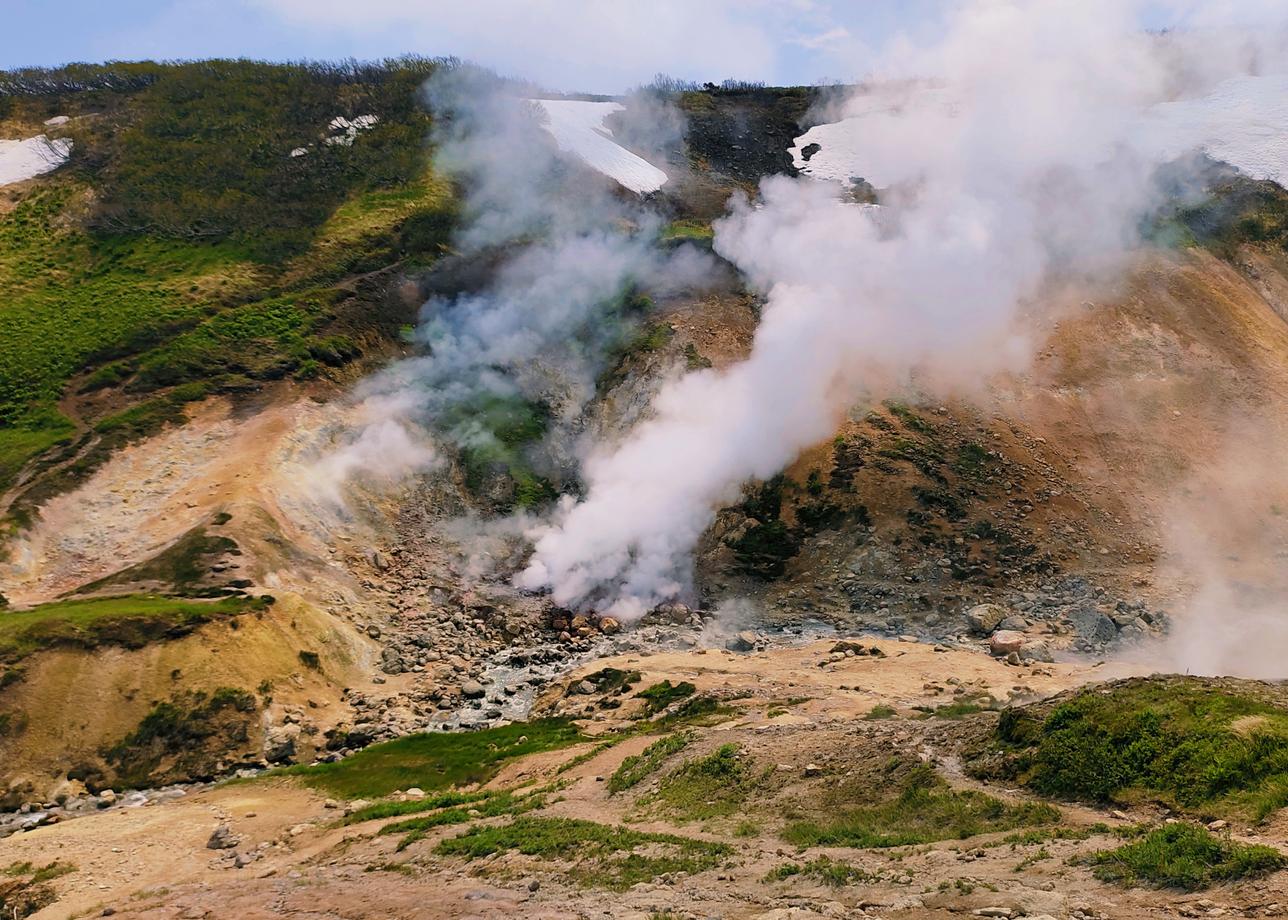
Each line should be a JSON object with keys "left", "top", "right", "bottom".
{"left": 529, "top": 99, "right": 668, "bottom": 195}
{"left": 0, "top": 135, "right": 73, "bottom": 187}
{"left": 791, "top": 74, "right": 1288, "bottom": 188}
{"left": 1146, "top": 74, "right": 1288, "bottom": 186}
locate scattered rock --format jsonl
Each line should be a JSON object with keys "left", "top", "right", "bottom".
{"left": 206, "top": 824, "right": 238, "bottom": 850}
{"left": 725, "top": 631, "right": 757, "bottom": 653}
{"left": 966, "top": 604, "right": 1008, "bottom": 635}
{"left": 989, "top": 630, "right": 1026, "bottom": 656}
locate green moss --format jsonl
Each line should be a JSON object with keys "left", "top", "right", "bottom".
{"left": 285, "top": 719, "right": 584, "bottom": 799}
{"left": 1087, "top": 823, "right": 1285, "bottom": 890}
{"left": 381, "top": 790, "right": 545, "bottom": 851}
{"left": 434, "top": 816, "right": 731, "bottom": 890}
{"left": 785, "top": 763, "right": 1059, "bottom": 848}
{"left": 985, "top": 678, "right": 1288, "bottom": 819}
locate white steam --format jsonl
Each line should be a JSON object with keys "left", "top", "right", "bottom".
{"left": 311, "top": 64, "right": 712, "bottom": 506}
{"left": 520, "top": 0, "right": 1271, "bottom": 619}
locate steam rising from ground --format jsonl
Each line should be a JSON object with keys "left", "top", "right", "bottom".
{"left": 520, "top": 1, "right": 1276, "bottom": 619}
{"left": 1157, "top": 421, "right": 1288, "bottom": 680}
{"left": 311, "top": 65, "right": 710, "bottom": 507}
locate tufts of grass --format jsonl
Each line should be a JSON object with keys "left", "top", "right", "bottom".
{"left": 984, "top": 677, "right": 1288, "bottom": 820}
{"left": 648, "top": 743, "right": 763, "bottom": 822}
{"left": 785, "top": 763, "right": 1059, "bottom": 848}
{"left": 337, "top": 789, "right": 491, "bottom": 826}
{"left": 434, "top": 815, "right": 731, "bottom": 890}
{"left": 284, "top": 719, "right": 584, "bottom": 799}
{"left": 764, "top": 856, "right": 875, "bottom": 887}
{"left": 608, "top": 732, "right": 691, "bottom": 794}
{"left": 380, "top": 790, "right": 545, "bottom": 851}
{"left": 1086, "top": 823, "right": 1285, "bottom": 891}
{"left": 865, "top": 704, "right": 898, "bottom": 721}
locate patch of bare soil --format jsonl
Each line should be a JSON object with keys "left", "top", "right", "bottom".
{"left": 7, "top": 640, "right": 1281, "bottom": 920}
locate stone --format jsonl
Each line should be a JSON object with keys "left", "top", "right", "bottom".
{"left": 725, "top": 631, "right": 757, "bottom": 653}
{"left": 966, "top": 603, "right": 1008, "bottom": 635}
{"left": 405, "top": 788, "right": 426, "bottom": 799}
{"left": 803, "top": 763, "right": 822, "bottom": 777}
{"left": 207, "top": 824, "right": 238, "bottom": 850}
{"left": 598, "top": 616, "right": 622, "bottom": 635}
{"left": 460, "top": 681, "right": 486, "bottom": 699}
{"left": 989, "top": 630, "right": 1026, "bottom": 656}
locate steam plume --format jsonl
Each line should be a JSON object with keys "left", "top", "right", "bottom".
{"left": 520, "top": 0, "right": 1272, "bottom": 619}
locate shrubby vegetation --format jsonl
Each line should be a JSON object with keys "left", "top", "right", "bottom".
{"left": 981, "top": 677, "right": 1288, "bottom": 820}
{"left": 0, "top": 58, "right": 456, "bottom": 505}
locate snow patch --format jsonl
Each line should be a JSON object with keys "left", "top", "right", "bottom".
{"left": 529, "top": 99, "right": 668, "bottom": 195}
{"left": 0, "top": 135, "right": 73, "bottom": 187}
{"left": 791, "top": 75, "right": 1288, "bottom": 188}
{"left": 323, "top": 114, "right": 379, "bottom": 147}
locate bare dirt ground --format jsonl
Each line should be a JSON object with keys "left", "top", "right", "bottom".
{"left": 6, "top": 639, "right": 1282, "bottom": 920}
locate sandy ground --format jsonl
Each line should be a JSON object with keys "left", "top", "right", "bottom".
{"left": 4, "top": 639, "right": 1203, "bottom": 920}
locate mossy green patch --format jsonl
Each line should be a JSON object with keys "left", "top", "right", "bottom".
{"left": 608, "top": 732, "right": 691, "bottom": 793}
{"left": 286, "top": 719, "right": 584, "bottom": 799}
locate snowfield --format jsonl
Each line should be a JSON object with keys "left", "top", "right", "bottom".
{"left": 1147, "top": 74, "right": 1288, "bottom": 186}
{"left": 0, "top": 135, "right": 73, "bottom": 186}
{"left": 791, "top": 74, "right": 1288, "bottom": 188}
{"left": 529, "top": 99, "right": 668, "bottom": 194}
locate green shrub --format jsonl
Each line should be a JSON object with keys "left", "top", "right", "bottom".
{"left": 987, "top": 678, "right": 1288, "bottom": 819}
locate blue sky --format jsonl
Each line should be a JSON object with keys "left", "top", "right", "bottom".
{"left": 0, "top": 1, "right": 1184, "bottom": 93}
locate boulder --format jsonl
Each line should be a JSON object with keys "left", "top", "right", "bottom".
{"left": 597, "top": 616, "right": 622, "bottom": 635}
{"left": 989, "top": 630, "right": 1027, "bottom": 656}
{"left": 460, "top": 681, "right": 486, "bottom": 699}
{"left": 725, "top": 631, "right": 757, "bottom": 653}
{"left": 966, "top": 604, "right": 1008, "bottom": 635}
{"left": 206, "top": 824, "right": 238, "bottom": 850}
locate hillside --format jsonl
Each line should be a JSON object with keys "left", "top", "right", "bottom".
{"left": 1, "top": 55, "right": 1288, "bottom": 920}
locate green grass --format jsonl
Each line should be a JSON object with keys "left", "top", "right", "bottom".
{"left": 1086, "top": 823, "right": 1285, "bottom": 891}
{"left": 607, "top": 732, "right": 691, "bottom": 793}
{"left": 337, "top": 789, "right": 491, "bottom": 826}
{"left": 659, "top": 219, "right": 714, "bottom": 245}
{"left": 380, "top": 789, "right": 545, "bottom": 851}
{"left": 0, "top": 58, "right": 457, "bottom": 503}
{"left": 635, "top": 680, "right": 696, "bottom": 716}
{"left": 865, "top": 704, "right": 898, "bottom": 720}
{"left": 0, "top": 594, "right": 269, "bottom": 663}
{"left": 785, "top": 763, "right": 1060, "bottom": 849}
{"left": 648, "top": 743, "right": 763, "bottom": 821}
{"left": 984, "top": 677, "right": 1288, "bottom": 820}
{"left": 764, "top": 856, "right": 875, "bottom": 886}
{"left": 285, "top": 719, "right": 584, "bottom": 798}
{"left": 434, "top": 816, "right": 731, "bottom": 890}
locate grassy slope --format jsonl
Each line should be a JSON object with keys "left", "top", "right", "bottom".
{"left": 0, "top": 594, "right": 269, "bottom": 663}
{"left": 0, "top": 58, "right": 456, "bottom": 505}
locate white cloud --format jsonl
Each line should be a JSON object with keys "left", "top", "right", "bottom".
{"left": 249, "top": 0, "right": 781, "bottom": 91}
